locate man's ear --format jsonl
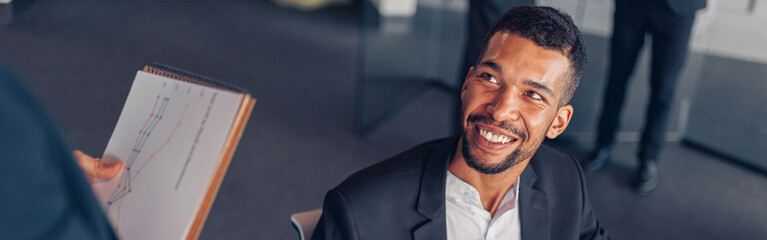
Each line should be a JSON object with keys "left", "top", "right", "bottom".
{"left": 547, "top": 104, "right": 573, "bottom": 139}
{"left": 461, "top": 67, "right": 475, "bottom": 102}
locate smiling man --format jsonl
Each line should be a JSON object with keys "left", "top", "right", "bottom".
{"left": 313, "top": 6, "right": 608, "bottom": 240}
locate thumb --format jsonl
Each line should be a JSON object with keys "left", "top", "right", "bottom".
{"left": 73, "top": 150, "right": 124, "bottom": 180}
{"left": 95, "top": 160, "right": 124, "bottom": 180}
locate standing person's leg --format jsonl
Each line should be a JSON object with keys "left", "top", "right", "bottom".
{"left": 641, "top": 7, "right": 695, "bottom": 162}
{"left": 585, "top": 0, "right": 647, "bottom": 171}
{"left": 634, "top": 1, "right": 696, "bottom": 193}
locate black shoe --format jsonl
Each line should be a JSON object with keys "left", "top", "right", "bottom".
{"left": 584, "top": 147, "right": 611, "bottom": 172}
{"left": 635, "top": 159, "right": 658, "bottom": 194}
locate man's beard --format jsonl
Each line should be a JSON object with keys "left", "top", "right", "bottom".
{"left": 461, "top": 115, "right": 533, "bottom": 175}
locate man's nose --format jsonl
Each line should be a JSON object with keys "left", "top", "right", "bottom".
{"left": 485, "top": 88, "right": 521, "bottom": 122}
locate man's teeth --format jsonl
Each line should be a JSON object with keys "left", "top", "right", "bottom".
{"left": 479, "top": 128, "right": 512, "bottom": 144}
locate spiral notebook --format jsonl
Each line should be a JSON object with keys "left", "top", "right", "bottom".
{"left": 91, "top": 64, "right": 256, "bottom": 240}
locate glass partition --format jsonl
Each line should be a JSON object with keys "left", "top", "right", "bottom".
{"left": 683, "top": 0, "right": 767, "bottom": 170}
{"left": 355, "top": 0, "right": 466, "bottom": 134}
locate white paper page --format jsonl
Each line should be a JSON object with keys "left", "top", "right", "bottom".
{"left": 92, "top": 71, "right": 243, "bottom": 240}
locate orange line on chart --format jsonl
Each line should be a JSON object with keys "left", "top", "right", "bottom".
{"left": 114, "top": 102, "right": 189, "bottom": 235}
{"left": 116, "top": 195, "right": 125, "bottom": 234}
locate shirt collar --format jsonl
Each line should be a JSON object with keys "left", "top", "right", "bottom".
{"left": 446, "top": 171, "right": 520, "bottom": 217}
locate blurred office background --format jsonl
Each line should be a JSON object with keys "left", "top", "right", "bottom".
{"left": 1, "top": 0, "right": 765, "bottom": 239}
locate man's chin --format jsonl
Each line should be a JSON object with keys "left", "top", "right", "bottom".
{"left": 466, "top": 159, "right": 518, "bottom": 175}
{"left": 461, "top": 133, "right": 521, "bottom": 175}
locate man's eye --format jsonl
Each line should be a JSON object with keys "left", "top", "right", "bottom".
{"left": 526, "top": 91, "right": 542, "bottom": 100}
{"left": 478, "top": 73, "right": 499, "bottom": 84}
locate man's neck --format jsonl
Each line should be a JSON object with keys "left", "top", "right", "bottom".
{"left": 448, "top": 143, "right": 529, "bottom": 216}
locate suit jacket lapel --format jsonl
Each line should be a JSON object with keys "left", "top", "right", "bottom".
{"left": 519, "top": 157, "right": 549, "bottom": 240}
{"left": 412, "top": 135, "right": 458, "bottom": 240}
{"left": 410, "top": 135, "right": 551, "bottom": 240}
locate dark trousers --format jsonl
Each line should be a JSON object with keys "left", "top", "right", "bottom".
{"left": 596, "top": 0, "right": 696, "bottom": 160}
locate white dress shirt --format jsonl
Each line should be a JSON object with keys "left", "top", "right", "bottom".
{"left": 445, "top": 171, "right": 521, "bottom": 240}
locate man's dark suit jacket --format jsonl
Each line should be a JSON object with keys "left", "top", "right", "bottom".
{"left": 312, "top": 136, "right": 608, "bottom": 240}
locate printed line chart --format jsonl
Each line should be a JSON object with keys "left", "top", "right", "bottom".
{"left": 105, "top": 95, "right": 168, "bottom": 211}
{"left": 100, "top": 95, "right": 189, "bottom": 235}
{"left": 92, "top": 71, "right": 245, "bottom": 240}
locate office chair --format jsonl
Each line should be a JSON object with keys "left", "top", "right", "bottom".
{"left": 290, "top": 208, "right": 322, "bottom": 240}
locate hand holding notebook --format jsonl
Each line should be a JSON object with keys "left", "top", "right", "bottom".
{"left": 90, "top": 64, "right": 255, "bottom": 240}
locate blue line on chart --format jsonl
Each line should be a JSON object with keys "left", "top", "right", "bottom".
{"left": 106, "top": 97, "right": 169, "bottom": 211}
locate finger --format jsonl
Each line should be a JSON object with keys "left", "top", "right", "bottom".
{"left": 73, "top": 150, "right": 98, "bottom": 181}
{"left": 73, "top": 150, "right": 124, "bottom": 180}
{"left": 94, "top": 160, "right": 124, "bottom": 180}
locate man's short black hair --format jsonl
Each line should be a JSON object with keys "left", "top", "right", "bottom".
{"left": 477, "top": 6, "right": 586, "bottom": 106}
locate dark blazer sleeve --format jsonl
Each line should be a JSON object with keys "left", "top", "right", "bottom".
{"left": 310, "top": 138, "right": 448, "bottom": 240}
{"left": 572, "top": 155, "right": 609, "bottom": 240}
{"left": 0, "top": 63, "right": 116, "bottom": 239}
{"left": 312, "top": 190, "right": 359, "bottom": 240}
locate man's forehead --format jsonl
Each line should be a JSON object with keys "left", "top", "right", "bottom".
{"left": 482, "top": 33, "right": 569, "bottom": 73}
{"left": 480, "top": 32, "right": 571, "bottom": 96}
